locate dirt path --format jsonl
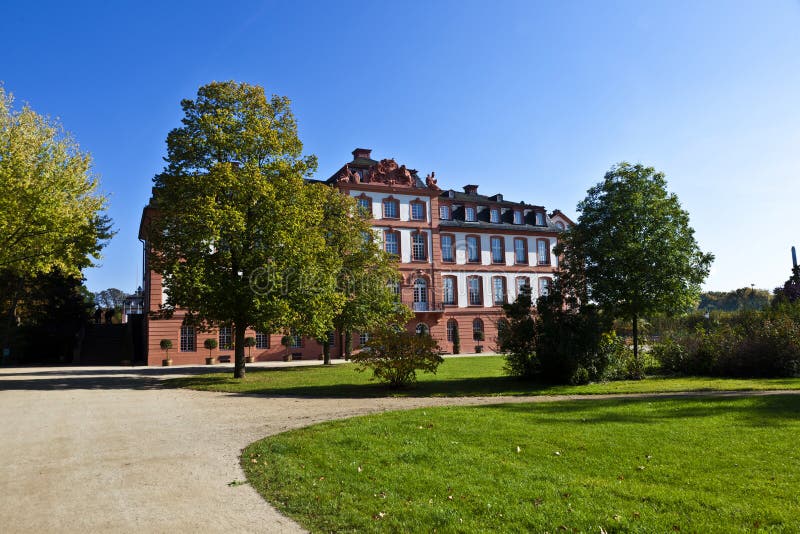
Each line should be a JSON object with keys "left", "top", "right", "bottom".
{"left": 1, "top": 365, "right": 798, "bottom": 533}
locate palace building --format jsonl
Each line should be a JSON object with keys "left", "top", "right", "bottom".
{"left": 138, "top": 148, "right": 572, "bottom": 365}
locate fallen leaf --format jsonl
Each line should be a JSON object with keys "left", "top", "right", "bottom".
{"left": 554, "top": 451, "right": 561, "bottom": 456}
{"left": 358, "top": 466, "right": 363, "bottom": 473}
{"left": 534, "top": 497, "right": 544, "bottom": 507}
{"left": 516, "top": 446, "right": 522, "bottom": 453}
{"left": 637, "top": 466, "right": 646, "bottom": 471}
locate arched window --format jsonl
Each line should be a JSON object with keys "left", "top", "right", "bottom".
{"left": 555, "top": 221, "right": 565, "bottom": 230}
{"left": 472, "top": 318, "right": 484, "bottom": 341}
{"left": 413, "top": 278, "right": 428, "bottom": 311}
{"left": 446, "top": 319, "right": 458, "bottom": 342}
{"left": 415, "top": 323, "right": 430, "bottom": 336}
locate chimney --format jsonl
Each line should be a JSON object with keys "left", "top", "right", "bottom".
{"left": 463, "top": 184, "right": 479, "bottom": 195}
{"left": 352, "top": 148, "right": 372, "bottom": 160}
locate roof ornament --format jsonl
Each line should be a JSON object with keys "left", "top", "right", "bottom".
{"left": 425, "top": 171, "right": 441, "bottom": 191}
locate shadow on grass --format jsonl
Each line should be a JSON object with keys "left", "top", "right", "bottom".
{"left": 488, "top": 394, "right": 800, "bottom": 427}
{"left": 166, "top": 373, "right": 544, "bottom": 398}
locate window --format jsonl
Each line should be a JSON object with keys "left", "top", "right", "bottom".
{"left": 516, "top": 277, "right": 531, "bottom": 298}
{"left": 536, "top": 212, "right": 545, "bottom": 226}
{"left": 327, "top": 331, "right": 336, "bottom": 347}
{"left": 357, "top": 196, "right": 372, "bottom": 215}
{"left": 412, "top": 231, "right": 427, "bottom": 261}
{"left": 467, "top": 276, "right": 483, "bottom": 306}
{"left": 218, "top": 326, "right": 232, "bottom": 350}
{"left": 514, "top": 238, "right": 527, "bottom": 264}
{"left": 466, "top": 236, "right": 480, "bottom": 263}
{"left": 387, "top": 279, "right": 401, "bottom": 296}
{"left": 413, "top": 278, "right": 428, "bottom": 311}
{"left": 513, "top": 211, "right": 522, "bottom": 225}
{"left": 446, "top": 319, "right": 458, "bottom": 342}
{"left": 555, "top": 221, "right": 565, "bottom": 230}
{"left": 415, "top": 323, "right": 430, "bottom": 336}
{"left": 442, "top": 276, "right": 457, "bottom": 305}
{"left": 440, "top": 234, "right": 455, "bottom": 262}
{"left": 180, "top": 325, "right": 196, "bottom": 352}
{"left": 539, "top": 277, "right": 551, "bottom": 297}
{"left": 490, "top": 236, "right": 504, "bottom": 264}
{"left": 410, "top": 201, "right": 426, "bottom": 221}
{"left": 472, "top": 318, "right": 484, "bottom": 341}
{"left": 255, "top": 331, "right": 270, "bottom": 349}
{"left": 359, "top": 332, "right": 370, "bottom": 345}
{"left": 360, "top": 231, "right": 372, "bottom": 244}
{"left": 465, "top": 207, "right": 476, "bottom": 222}
{"left": 384, "top": 230, "right": 400, "bottom": 256}
{"left": 382, "top": 198, "right": 399, "bottom": 219}
{"left": 492, "top": 277, "right": 507, "bottom": 305}
{"left": 490, "top": 208, "right": 500, "bottom": 223}
{"left": 289, "top": 330, "right": 302, "bottom": 348}
{"left": 439, "top": 205, "right": 451, "bottom": 220}
{"left": 537, "top": 239, "right": 550, "bottom": 265}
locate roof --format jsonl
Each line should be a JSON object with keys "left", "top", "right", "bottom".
{"left": 440, "top": 189, "right": 544, "bottom": 210}
{"left": 439, "top": 219, "right": 561, "bottom": 234}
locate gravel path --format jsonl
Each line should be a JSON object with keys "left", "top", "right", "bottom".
{"left": 1, "top": 364, "right": 798, "bottom": 533}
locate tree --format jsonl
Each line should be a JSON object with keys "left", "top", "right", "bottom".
{"left": 147, "top": 81, "right": 371, "bottom": 378}
{"left": 558, "top": 162, "right": 713, "bottom": 374}
{"left": 774, "top": 265, "right": 800, "bottom": 304}
{"left": 94, "top": 288, "right": 127, "bottom": 310}
{"left": 699, "top": 288, "right": 771, "bottom": 312}
{"left": 0, "top": 87, "right": 112, "bottom": 351}
{"left": 203, "top": 338, "right": 217, "bottom": 360}
{"left": 326, "top": 189, "right": 411, "bottom": 364}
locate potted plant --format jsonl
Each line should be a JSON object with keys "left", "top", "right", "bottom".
{"left": 160, "top": 339, "right": 173, "bottom": 366}
{"left": 281, "top": 334, "right": 293, "bottom": 362}
{"left": 203, "top": 338, "right": 217, "bottom": 365}
{"left": 474, "top": 331, "right": 485, "bottom": 353}
{"left": 244, "top": 336, "right": 256, "bottom": 363}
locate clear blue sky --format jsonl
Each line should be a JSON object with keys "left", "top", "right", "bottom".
{"left": 2, "top": 1, "right": 798, "bottom": 294}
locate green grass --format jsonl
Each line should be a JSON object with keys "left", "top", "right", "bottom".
{"left": 243, "top": 395, "right": 800, "bottom": 533}
{"left": 168, "top": 355, "right": 800, "bottom": 397}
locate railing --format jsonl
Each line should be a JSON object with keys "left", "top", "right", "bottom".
{"left": 403, "top": 291, "right": 445, "bottom": 313}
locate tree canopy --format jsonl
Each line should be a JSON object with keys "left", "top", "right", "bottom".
{"left": 557, "top": 162, "right": 713, "bottom": 366}
{"left": 0, "top": 87, "right": 112, "bottom": 278}
{"left": 147, "top": 81, "right": 401, "bottom": 377}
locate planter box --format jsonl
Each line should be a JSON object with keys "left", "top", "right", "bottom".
{"left": 205, "top": 357, "right": 214, "bottom": 365}
{"left": 283, "top": 354, "right": 293, "bottom": 362}
{"left": 162, "top": 358, "right": 172, "bottom": 366}
{"left": 245, "top": 355, "right": 254, "bottom": 364}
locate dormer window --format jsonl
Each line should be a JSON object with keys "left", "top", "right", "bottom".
{"left": 535, "top": 212, "right": 545, "bottom": 226}
{"left": 465, "top": 207, "right": 476, "bottom": 222}
{"left": 513, "top": 211, "right": 523, "bottom": 225}
{"left": 555, "top": 221, "right": 565, "bottom": 230}
{"left": 490, "top": 208, "right": 500, "bottom": 223}
{"left": 439, "top": 205, "right": 450, "bottom": 220}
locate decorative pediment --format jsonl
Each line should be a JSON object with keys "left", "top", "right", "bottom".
{"left": 337, "top": 158, "right": 420, "bottom": 187}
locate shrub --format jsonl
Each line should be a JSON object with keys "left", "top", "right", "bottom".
{"left": 351, "top": 327, "right": 444, "bottom": 387}
{"left": 500, "top": 286, "right": 613, "bottom": 384}
{"left": 652, "top": 304, "right": 800, "bottom": 378}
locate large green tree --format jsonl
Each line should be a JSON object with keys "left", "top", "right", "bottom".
{"left": 0, "top": 87, "right": 112, "bottom": 277}
{"left": 148, "top": 81, "right": 386, "bottom": 378}
{"left": 0, "top": 87, "right": 112, "bottom": 350}
{"left": 558, "top": 162, "right": 713, "bottom": 372}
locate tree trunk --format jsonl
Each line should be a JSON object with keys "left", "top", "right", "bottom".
{"left": 323, "top": 333, "right": 331, "bottom": 365}
{"left": 344, "top": 331, "right": 352, "bottom": 360}
{"left": 338, "top": 330, "right": 345, "bottom": 359}
{"left": 234, "top": 321, "right": 246, "bottom": 379}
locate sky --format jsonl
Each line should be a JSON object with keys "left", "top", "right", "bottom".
{"left": 2, "top": 0, "right": 798, "bottom": 294}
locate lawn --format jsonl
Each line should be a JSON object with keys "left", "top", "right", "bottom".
{"left": 242, "top": 395, "right": 800, "bottom": 533}
{"left": 168, "top": 355, "right": 800, "bottom": 397}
